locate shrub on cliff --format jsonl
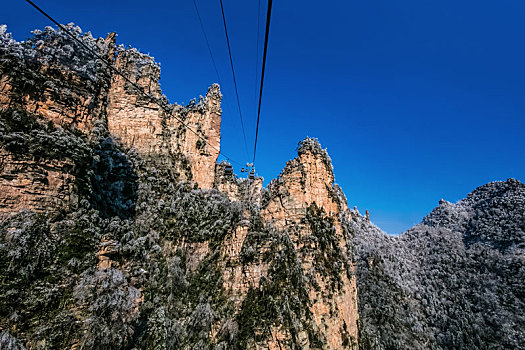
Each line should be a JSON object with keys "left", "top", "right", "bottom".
{"left": 0, "top": 331, "right": 26, "bottom": 350}
{"left": 0, "top": 109, "right": 91, "bottom": 163}
{"left": 1, "top": 24, "right": 109, "bottom": 83}
{"left": 74, "top": 268, "right": 140, "bottom": 349}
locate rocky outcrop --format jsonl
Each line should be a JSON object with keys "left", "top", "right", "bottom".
{"left": 0, "top": 25, "right": 111, "bottom": 215}
{"left": 0, "top": 25, "right": 114, "bottom": 134}
{"left": 0, "top": 24, "right": 222, "bottom": 218}
{"left": 214, "top": 162, "right": 263, "bottom": 204}
{"left": 260, "top": 139, "right": 358, "bottom": 349}
{"left": 106, "top": 48, "right": 222, "bottom": 188}
{"left": 211, "top": 140, "right": 359, "bottom": 349}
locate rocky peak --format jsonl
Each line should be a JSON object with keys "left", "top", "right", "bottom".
{"left": 112, "top": 45, "right": 162, "bottom": 98}
{"left": 297, "top": 137, "right": 334, "bottom": 173}
{"left": 258, "top": 138, "right": 358, "bottom": 349}
{"left": 263, "top": 138, "right": 343, "bottom": 228}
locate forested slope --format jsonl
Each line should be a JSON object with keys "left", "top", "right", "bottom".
{"left": 353, "top": 179, "right": 525, "bottom": 349}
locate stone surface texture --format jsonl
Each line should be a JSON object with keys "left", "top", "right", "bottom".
{"left": 0, "top": 149, "right": 76, "bottom": 214}
{"left": 0, "top": 31, "right": 221, "bottom": 215}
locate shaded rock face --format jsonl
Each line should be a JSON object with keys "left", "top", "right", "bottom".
{"left": 90, "top": 137, "right": 138, "bottom": 219}
{"left": 0, "top": 25, "right": 359, "bottom": 350}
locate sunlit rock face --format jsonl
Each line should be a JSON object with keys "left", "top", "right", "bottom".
{"left": 0, "top": 25, "right": 115, "bottom": 134}
{"left": 106, "top": 48, "right": 222, "bottom": 189}
{"left": 0, "top": 25, "right": 113, "bottom": 214}
{"left": 214, "top": 140, "right": 359, "bottom": 349}
{"left": 0, "top": 148, "right": 76, "bottom": 214}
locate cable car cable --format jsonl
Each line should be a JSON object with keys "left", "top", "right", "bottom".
{"left": 252, "top": 0, "right": 273, "bottom": 165}
{"left": 218, "top": 0, "right": 250, "bottom": 160}
{"left": 23, "top": 0, "right": 244, "bottom": 167}
{"left": 191, "top": 0, "right": 222, "bottom": 87}
{"left": 253, "top": 0, "right": 261, "bottom": 113}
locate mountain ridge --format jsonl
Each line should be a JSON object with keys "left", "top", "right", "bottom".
{"left": 1, "top": 24, "right": 523, "bottom": 350}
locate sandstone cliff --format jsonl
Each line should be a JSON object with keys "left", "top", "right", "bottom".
{"left": 0, "top": 24, "right": 359, "bottom": 349}
{"left": 0, "top": 23, "right": 221, "bottom": 217}
{"left": 106, "top": 47, "right": 222, "bottom": 188}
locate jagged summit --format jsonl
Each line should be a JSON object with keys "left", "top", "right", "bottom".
{"left": 297, "top": 137, "right": 333, "bottom": 172}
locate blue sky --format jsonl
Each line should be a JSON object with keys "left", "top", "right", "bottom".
{"left": 3, "top": 0, "right": 525, "bottom": 234}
